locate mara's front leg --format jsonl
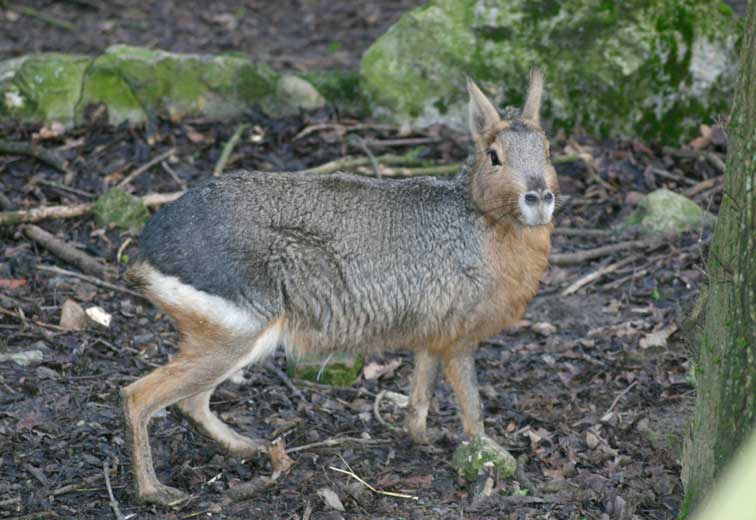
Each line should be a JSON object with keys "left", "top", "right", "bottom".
{"left": 406, "top": 350, "right": 440, "bottom": 444}
{"left": 442, "top": 351, "right": 517, "bottom": 473}
{"left": 441, "top": 352, "right": 484, "bottom": 438}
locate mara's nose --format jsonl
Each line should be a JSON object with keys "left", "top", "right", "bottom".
{"left": 524, "top": 190, "right": 554, "bottom": 206}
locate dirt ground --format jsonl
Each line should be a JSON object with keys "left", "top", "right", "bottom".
{"left": 0, "top": 1, "right": 734, "bottom": 519}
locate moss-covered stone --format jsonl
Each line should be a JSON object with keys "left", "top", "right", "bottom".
{"left": 624, "top": 188, "right": 716, "bottom": 235}
{"left": 93, "top": 189, "right": 149, "bottom": 231}
{"left": 452, "top": 434, "right": 517, "bottom": 480}
{"left": 0, "top": 54, "right": 92, "bottom": 126}
{"left": 360, "top": 0, "right": 740, "bottom": 143}
{"left": 77, "top": 45, "right": 278, "bottom": 125}
{"left": 303, "top": 70, "right": 369, "bottom": 116}
{"left": 287, "top": 352, "right": 363, "bottom": 387}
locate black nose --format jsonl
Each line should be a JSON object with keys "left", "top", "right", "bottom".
{"left": 525, "top": 193, "right": 539, "bottom": 205}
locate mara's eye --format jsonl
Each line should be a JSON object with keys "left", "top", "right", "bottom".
{"left": 488, "top": 150, "right": 501, "bottom": 166}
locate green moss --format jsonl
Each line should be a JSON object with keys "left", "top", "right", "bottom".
{"left": 287, "top": 353, "right": 363, "bottom": 387}
{"left": 93, "top": 189, "right": 149, "bottom": 231}
{"left": 360, "top": 0, "right": 740, "bottom": 143}
{"left": 303, "top": 70, "right": 368, "bottom": 115}
{"left": 624, "top": 188, "right": 717, "bottom": 235}
{"left": 453, "top": 435, "right": 517, "bottom": 481}
{"left": 76, "top": 45, "right": 278, "bottom": 125}
{"left": 1, "top": 54, "right": 91, "bottom": 126}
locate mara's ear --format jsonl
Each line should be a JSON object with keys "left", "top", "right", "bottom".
{"left": 467, "top": 77, "right": 500, "bottom": 145}
{"left": 521, "top": 68, "right": 544, "bottom": 125}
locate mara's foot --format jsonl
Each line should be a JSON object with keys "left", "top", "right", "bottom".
{"left": 138, "top": 483, "right": 189, "bottom": 507}
{"left": 224, "top": 435, "right": 270, "bottom": 459}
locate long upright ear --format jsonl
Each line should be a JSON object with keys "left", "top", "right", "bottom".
{"left": 521, "top": 68, "right": 544, "bottom": 125}
{"left": 467, "top": 77, "right": 500, "bottom": 145}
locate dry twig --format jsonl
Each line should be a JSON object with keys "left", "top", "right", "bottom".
{"left": 330, "top": 457, "right": 418, "bottom": 500}
{"left": 116, "top": 148, "right": 176, "bottom": 189}
{"left": 550, "top": 237, "right": 665, "bottom": 267}
{"left": 561, "top": 255, "right": 640, "bottom": 296}
{"left": 36, "top": 264, "right": 143, "bottom": 299}
{"left": 286, "top": 436, "right": 389, "bottom": 454}
{"left": 102, "top": 461, "right": 125, "bottom": 520}
{"left": 0, "top": 191, "right": 184, "bottom": 226}
{"left": 213, "top": 124, "right": 248, "bottom": 176}
{"left": 0, "top": 140, "right": 76, "bottom": 179}
{"left": 23, "top": 224, "right": 111, "bottom": 278}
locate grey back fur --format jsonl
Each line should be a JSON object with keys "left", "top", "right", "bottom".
{"left": 139, "top": 160, "right": 497, "bottom": 352}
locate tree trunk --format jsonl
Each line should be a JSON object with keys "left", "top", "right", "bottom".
{"left": 681, "top": 0, "right": 756, "bottom": 513}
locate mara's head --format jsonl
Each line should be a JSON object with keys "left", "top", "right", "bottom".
{"left": 467, "top": 69, "right": 559, "bottom": 228}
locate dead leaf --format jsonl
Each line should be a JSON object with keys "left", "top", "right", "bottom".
{"left": 689, "top": 124, "right": 712, "bottom": 150}
{"left": 531, "top": 322, "right": 557, "bottom": 337}
{"left": 85, "top": 306, "right": 112, "bottom": 328}
{"left": 0, "top": 278, "right": 27, "bottom": 290}
{"left": 183, "top": 125, "right": 212, "bottom": 144}
{"left": 32, "top": 122, "right": 65, "bottom": 142}
{"left": 362, "top": 358, "right": 401, "bottom": 380}
{"left": 317, "top": 487, "right": 345, "bottom": 512}
{"left": 269, "top": 437, "right": 295, "bottom": 479}
{"left": 59, "top": 299, "right": 86, "bottom": 331}
{"left": 639, "top": 323, "right": 678, "bottom": 349}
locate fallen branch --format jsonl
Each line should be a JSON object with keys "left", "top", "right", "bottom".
{"left": 0, "top": 191, "right": 184, "bottom": 226}
{"left": 286, "top": 436, "right": 390, "bottom": 454}
{"left": 36, "top": 264, "right": 144, "bottom": 299}
{"left": 552, "top": 227, "right": 612, "bottom": 238}
{"left": 213, "top": 124, "right": 248, "bottom": 176}
{"left": 379, "top": 164, "right": 459, "bottom": 177}
{"left": 683, "top": 175, "right": 724, "bottom": 198}
{"left": 24, "top": 224, "right": 112, "bottom": 278}
{"left": 116, "top": 148, "right": 176, "bottom": 189}
{"left": 6, "top": 4, "right": 74, "bottom": 30}
{"left": 103, "top": 461, "right": 125, "bottom": 520}
{"left": 0, "top": 140, "right": 76, "bottom": 179}
{"left": 561, "top": 255, "right": 640, "bottom": 296}
{"left": 550, "top": 237, "right": 665, "bottom": 267}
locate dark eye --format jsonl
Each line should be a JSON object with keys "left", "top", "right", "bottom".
{"left": 488, "top": 150, "right": 501, "bottom": 166}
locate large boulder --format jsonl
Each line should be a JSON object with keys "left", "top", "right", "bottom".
{"left": 360, "top": 0, "right": 740, "bottom": 142}
{"left": 0, "top": 46, "right": 327, "bottom": 127}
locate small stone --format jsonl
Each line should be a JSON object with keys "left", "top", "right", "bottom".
{"left": 59, "top": 299, "right": 86, "bottom": 331}
{"left": 585, "top": 431, "right": 600, "bottom": 450}
{"left": 0, "top": 350, "right": 44, "bottom": 366}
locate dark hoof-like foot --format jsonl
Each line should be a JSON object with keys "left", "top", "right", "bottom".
{"left": 139, "top": 484, "right": 189, "bottom": 507}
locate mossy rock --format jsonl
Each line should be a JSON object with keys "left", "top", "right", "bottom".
{"left": 303, "top": 70, "right": 370, "bottom": 116}
{"left": 624, "top": 188, "right": 716, "bottom": 235}
{"left": 93, "top": 189, "right": 149, "bottom": 231}
{"left": 287, "top": 352, "right": 363, "bottom": 387}
{"left": 360, "top": 0, "right": 740, "bottom": 143}
{"left": 453, "top": 435, "right": 517, "bottom": 481}
{"left": 0, "top": 54, "right": 92, "bottom": 127}
{"left": 77, "top": 45, "right": 278, "bottom": 125}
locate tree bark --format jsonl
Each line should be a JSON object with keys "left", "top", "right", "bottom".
{"left": 682, "top": 1, "right": 756, "bottom": 512}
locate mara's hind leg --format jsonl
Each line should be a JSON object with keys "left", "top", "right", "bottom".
{"left": 177, "top": 388, "right": 268, "bottom": 458}
{"left": 121, "top": 319, "right": 282, "bottom": 506}
{"left": 121, "top": 353, "right": 214, "bottom": 506}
